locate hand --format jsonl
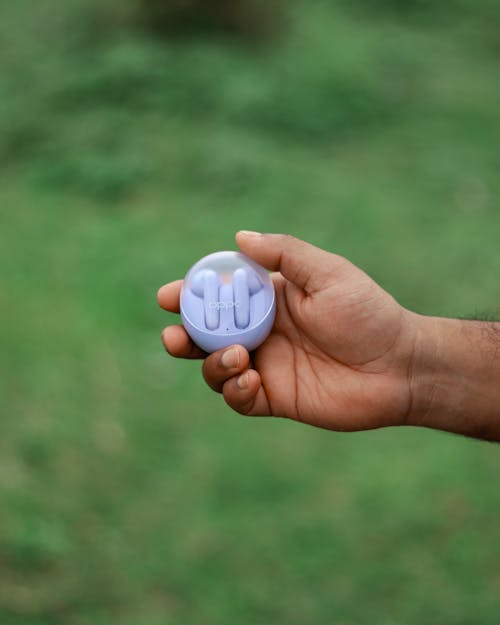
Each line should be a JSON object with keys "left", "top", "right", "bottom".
{"left": 158, "top": 231, "right": 419, "bottom": 432}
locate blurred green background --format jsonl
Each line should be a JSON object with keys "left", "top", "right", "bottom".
{"left": 1, "top": 0, "right": 500, "bottom": 623}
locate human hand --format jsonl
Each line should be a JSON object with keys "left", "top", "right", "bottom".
{"left": 158, "top": 231, "right": 419, "bottom": 432}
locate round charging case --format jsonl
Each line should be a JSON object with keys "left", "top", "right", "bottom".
{"left": 180, "top": 251, "right": 276, "bottom": 353}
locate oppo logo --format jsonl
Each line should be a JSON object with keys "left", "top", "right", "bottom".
{"left": 208, "top": 301, "right": 241, "bottom": 310}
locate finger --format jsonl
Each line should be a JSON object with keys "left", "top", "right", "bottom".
{"left": 161, "top": 325, "right": 206, "bottom": 359}
{"left": 235, "top": 231, "right": 349, "bottom": 294}
{"left": 202, "top": 344, "right": 250, "bottom": 393}
{"left": 222, "top": 369, "right": 271, "bottom": 416}
{"left": 157, "top": 280, "right": 183, "bottom": 312}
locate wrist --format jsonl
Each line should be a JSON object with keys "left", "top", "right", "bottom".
{"left": 405, "top": 313, "right": 446, "bottom": 429}
{"left": 406, "top": 313, "right": 500, "bottom": 440}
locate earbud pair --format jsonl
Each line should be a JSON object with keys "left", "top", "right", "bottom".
{"left": 191, "top": 267, "right": 263, "bottom": 330}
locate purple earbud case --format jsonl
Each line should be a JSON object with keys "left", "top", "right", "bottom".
{"left": 180, "top": 251, "right": 276, "bottom": 353}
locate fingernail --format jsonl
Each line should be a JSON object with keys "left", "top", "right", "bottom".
{"left": 237, "top": 372, "right": 249, "bottom": 389}
{"left": 221, "top": 347, "right": 239, "bottom": 369}
{"left": 238, "top": 230, "right": 262, "bottom": 237}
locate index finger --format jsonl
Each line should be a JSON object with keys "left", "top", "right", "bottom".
{"left": 157, "top": 280, "right": 183, "bottom": 312}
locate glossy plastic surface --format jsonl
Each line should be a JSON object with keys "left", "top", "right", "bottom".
{"left": 180, "top": 251, "right": 276, "bottom": 353}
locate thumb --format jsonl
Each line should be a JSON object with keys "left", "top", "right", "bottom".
{"left": 235, "top": 231, "right": 348, "bottom": 294}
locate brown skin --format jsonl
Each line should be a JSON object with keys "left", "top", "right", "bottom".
{"left": 158, "top": 231, "right": 500, "bottom": 441}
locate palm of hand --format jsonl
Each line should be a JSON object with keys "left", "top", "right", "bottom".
{"left": 253, "top": 271, "right": 413, "bottom": 430}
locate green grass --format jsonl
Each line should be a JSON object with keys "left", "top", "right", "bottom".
{"left": 1, "top": 0, "right": 500, "bottom": 623}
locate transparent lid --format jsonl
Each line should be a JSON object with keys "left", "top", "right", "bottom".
{"left": 181, "top": 251, "right": 275, "bottom": 333}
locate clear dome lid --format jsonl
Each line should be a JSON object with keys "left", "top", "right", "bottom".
{"left": 180, "top": 251, "right": 275, "bottom": 334}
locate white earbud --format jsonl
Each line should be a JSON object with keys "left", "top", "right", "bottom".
{"left": 191, "top": 269, "right": 222, "bottom": 330}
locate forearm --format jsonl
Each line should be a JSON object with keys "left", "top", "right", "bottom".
{"left": 409, "top": 314, "right": 500, "bottom": 441}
